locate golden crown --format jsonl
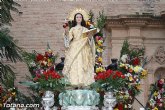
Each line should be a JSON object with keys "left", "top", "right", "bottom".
{"left": 68, "top": 8, "right": 90, "bottom": 21}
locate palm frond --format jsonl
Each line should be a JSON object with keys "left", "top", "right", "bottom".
{"left": 0, "top": 0, "right": 21, "bottom": 24}
{"left": 0, "top": 62, "right": 15, "bottom": 88}
{"left": 0, "top": 28, "right": 22, "bottom": 62}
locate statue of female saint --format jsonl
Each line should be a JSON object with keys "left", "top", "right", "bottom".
{"left": 62, "top": 9, "right": 96, "bottom": 87}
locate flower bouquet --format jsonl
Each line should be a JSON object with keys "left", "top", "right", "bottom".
{"left": 93, "top": 69, "right": 126, "bottom": 92}
{"left": 91, "top": 40, "right": 148, "bottom": 110}
{"left": 20, "top": 46, "right": 66, "bottom": 93}
{"left": 146, "top": 78, "right": 165, "bottom": 110}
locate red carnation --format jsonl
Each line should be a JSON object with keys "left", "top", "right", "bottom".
{"left": 121, "top": 75, "right": 125, "bottom": 79}
{"left": 113, "top": 74, "right": 117, "bottom": 79}
{"left": 45, "top": 52, "right": 49, "bottom": 58}
{"left": 36, "top": 73, "right": 41, "bottom": 78}
{"left": 116, "top": 71, "right": 123, "bottom": 78}
{"left": 45, "top": 75, "right": 49, "bottom": 80}
{"left": 133, "top": 57, "right": 140, "bottom": 66}
{"left": 36, "top": 54, "right": 44, "bottom": 61}
{"left": 56, "top": 75, "right": 61, "bottom": 79}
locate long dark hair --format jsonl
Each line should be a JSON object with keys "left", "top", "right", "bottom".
{"left": 72, "top": 13, "right": 86, "bottom": 27}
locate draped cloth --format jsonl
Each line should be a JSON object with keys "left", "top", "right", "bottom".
{"left": 62, "top": 26, "right": 96, "bottom": 86}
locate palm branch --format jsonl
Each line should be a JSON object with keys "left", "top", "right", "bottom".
{"left": 0, "top": 0, "right": 21, "bottom": 25}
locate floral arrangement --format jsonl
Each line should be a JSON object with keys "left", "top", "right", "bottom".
{"left": 114, "top": 41, "right": 147, "bottom": 110}
{"left": 21, "top": 46, "right": 65, "bottom": 92}
{"left": 146, "top": 78, "right": 165, "bottom": 110}
{"left": 93, "top": 69, "right": 126, "bottom": 91}
{"left": 91, "top": 40, "right": 148, "bottom": 110}
{"left": 0, "top": 86, "right": 17, "bottom": 109}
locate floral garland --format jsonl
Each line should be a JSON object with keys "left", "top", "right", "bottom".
{"left": 94, "top": 33, "right": 106, "bottom": 74}
{"left": 146, "top": 78, "right": 165, "bottom": 110}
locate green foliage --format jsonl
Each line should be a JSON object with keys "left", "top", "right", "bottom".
{"left": 120, "top": 40, "right": 130, "bottom": 58}
{"left": 0, "top": 0, "right": 21, "bottom": 25}
{"left": 0, "top": 62, "right": 15, "bottom": 88}
{"left": 0, "top": 28, "right": 22, "bottom": 87}
{"left": 120, "top": 40, "right": 145, "bottom": 59}
{"left": 91, "top": 77, "right": 127, "bottom": 92}
{"left": 0, "top": 0, "right": 21, "bottom": 87}
{"left": 96, "top": 10, "right": 107, "bottom": 32}
{"left": 0, "top": 28, "right": 22, "bottom": 62}
{"left": 30, "top": 78, "right": 66, "bottom": 93}
{"left": 89, "top": 10, "right": 94, "bottom": 22}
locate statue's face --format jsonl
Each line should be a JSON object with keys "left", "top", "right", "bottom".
{"left": 76, "top": 14, "right": 82, "bottom": 24}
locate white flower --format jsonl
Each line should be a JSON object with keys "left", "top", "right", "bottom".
{"left": 29, "top": 61, "right": 36, "bottom": 67}
{"left": 121, "top": 54, "right": 128, "bottom": 63}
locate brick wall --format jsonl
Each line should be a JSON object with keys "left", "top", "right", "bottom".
{"left": 8, "top": 0, "right": 165, "bottom": 108}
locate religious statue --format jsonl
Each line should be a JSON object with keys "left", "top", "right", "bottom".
{"left": 62, "top": 8, "right": 96, "bottom": 87}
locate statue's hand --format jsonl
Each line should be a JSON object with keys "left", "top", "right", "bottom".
{"left": 86, "top": 32, "right": 94, "bottom": 39}
{"left": 64, "top": 26, "right": 69, "bottom": 35}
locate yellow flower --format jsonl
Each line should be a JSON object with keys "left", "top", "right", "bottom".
{"left": 136, "top": 84, "right": 141, "bottom": 90}
{"left": 98, "top": 57, "right": 103, "bottom": 63}
{"left": 129, "top": 76, "right": 133, "bottom": 81}
{"left": 96, "top": 67, "right": 105, "bottom": 73}
{"left": 97, "top": 41, "right": 103, "bottom": 46}
{"left": 114, "top": 108, "right": 119, "bottom": 110}
{"left": 48, "top": 49, "right": 52, "bottom": 53}
{"left": 153, "top": 91, "right": 158, "bottom": 96}
{"left": 12, "top": 92, "right": 16, "bottom": 96}
{"left": 134, "top": 66, "right": 141, "bottom": 73}
{"left": 120, "top": 63, "right": 125, "bottom": 67}
{"left": 153, "top": 107, "right": 158, "bottom": 110}
{"left": 97, "top": 48, "right": 103, "bottom": 53}
{"left": 141, "top": 70, "right": 147, "bottom": 76}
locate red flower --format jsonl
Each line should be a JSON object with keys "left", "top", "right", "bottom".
{"left": 121, "top": 75, "right": 125, "bottom": 79}
{"left": 63, "top": 23, "right": 68, "bottom": 28}
{"left": 133, "top": 57, "right": 140, "bottom": 65}
{"left": 34, "top": 77, "right": 39, "bottom": 81}
{"left": 36, "top": 54, "right": 44, "bottom": 61}
{"left": 36, "top": 73, "right": 41, "bottom": 78}
{"left": 104, "top": 70, "right": 113, "bottom": 78}
{"left": 157, "top": 79, "right": 164, "bottom": 89}
{"left": 42, "top": 70, "right": 61, "bottom": 79}
{"left": 113, "top": 74, "right": 117, "bottom": 79}
{"left": 118, "top": 103, "right": 124, "bottom": 110}
{"left": 43, "top": 71, "right": 48, "bottom": 76}
{"left": 45, "top": 52, "right": 49, "bottom": 58}
{"left": 49, "top": 66, "right": 55, "bottom": 71}
{"left": 95, "top": 72, "right": 105, "bottom": 80}
{"left": 45, "top": 75, "right": 49, "bottom": 80}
